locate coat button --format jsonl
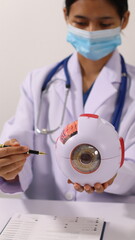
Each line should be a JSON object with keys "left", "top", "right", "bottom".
{"left": 65, "top": 191, "right": 74, "bottom": 200}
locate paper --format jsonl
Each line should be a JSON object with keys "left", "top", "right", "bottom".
{"left": 0, "top": 213, "right": 106, "bottom": 240}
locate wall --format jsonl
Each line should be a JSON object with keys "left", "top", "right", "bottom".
{"left": 0, "top": 0, "right": 135, "bottom": 132}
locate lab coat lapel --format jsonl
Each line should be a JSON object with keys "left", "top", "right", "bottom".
{"left": 84, "top": 51, "right": 121, "bottom": 114}
{"left": 51, "top": 51, "right": 121, "bottom": 120}
{"left": 54, "top": 53, "right": 83, "bottom": 120}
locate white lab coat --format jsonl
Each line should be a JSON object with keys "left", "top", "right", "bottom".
{"left": 1, "top": 50, "right": 135, "bottom": 201}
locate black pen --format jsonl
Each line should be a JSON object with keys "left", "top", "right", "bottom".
{"left": 0, "top": 144, "right": 47, "bottom": 155}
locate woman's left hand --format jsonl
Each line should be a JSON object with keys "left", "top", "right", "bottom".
{"left": 68, "top": 175, "right": 117, "bottom": 193}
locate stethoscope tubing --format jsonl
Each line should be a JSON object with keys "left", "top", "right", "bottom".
{"left": 36, "top": 53, "right": 128, "bottom": 134}
{"left": 111, "top": 55, "right": 128, "bottom": 131}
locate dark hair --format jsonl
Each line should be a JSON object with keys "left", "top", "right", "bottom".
{"left": 65, "top": 0, "right": 128, "bottom": 19}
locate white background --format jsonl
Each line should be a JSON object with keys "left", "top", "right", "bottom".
{"left": 0, "top": 0, "right": 135, "bottom": 132}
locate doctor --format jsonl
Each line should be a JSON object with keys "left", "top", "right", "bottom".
{"left": 0, "top": 0, "right": 135, "bottom": 201}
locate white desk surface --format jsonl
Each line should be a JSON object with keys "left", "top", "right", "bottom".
{"left": 0, "top": 197, "right": 135, "bottom": 240}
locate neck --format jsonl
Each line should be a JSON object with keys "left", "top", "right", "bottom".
{"left": 78, "top": 52, "right": 114, "bottom": 92}
{"left": 78, "top": 52, "right": 113, "bottom": 77}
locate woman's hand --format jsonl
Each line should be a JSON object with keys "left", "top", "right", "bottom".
{"left": 0, "top": 139, "right": 29, "bottom": 181}
{"left": 68, "top": 175, "right": 117, "bottom": 193}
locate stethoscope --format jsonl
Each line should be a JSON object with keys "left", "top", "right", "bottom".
{"left": 35, "top": 54, "right": 128, "bottom": 134}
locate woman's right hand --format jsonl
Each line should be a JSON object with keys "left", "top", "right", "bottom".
{"left": 0, "top": 139, "right": 29, "bottom": 181}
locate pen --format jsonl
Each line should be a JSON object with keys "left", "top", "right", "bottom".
{"left": 0, "top": 144, "right": 47, "bottom": 155}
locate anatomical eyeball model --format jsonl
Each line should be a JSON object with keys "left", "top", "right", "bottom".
{"left": 55, "top": 114, "right": 124, "bottom": 186}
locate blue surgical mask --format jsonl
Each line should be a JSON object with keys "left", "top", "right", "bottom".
{"left": 67, "top": 24, "right": 122, "bottom": 61}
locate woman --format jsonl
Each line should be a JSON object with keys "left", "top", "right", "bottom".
{"left": 0, "top": 0, "right": 135, "bottom": 201}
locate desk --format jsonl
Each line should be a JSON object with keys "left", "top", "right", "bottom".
{"left": 0, "top": 197, "right": 135, "bottom": 240}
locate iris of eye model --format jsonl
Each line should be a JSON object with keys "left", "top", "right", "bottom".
{"left": 71, "top": 144, "right": 101, "bottom": 173}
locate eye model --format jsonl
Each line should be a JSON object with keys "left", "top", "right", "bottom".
{"left": 70, "top": 144, "right": 101, "bottom": 174}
